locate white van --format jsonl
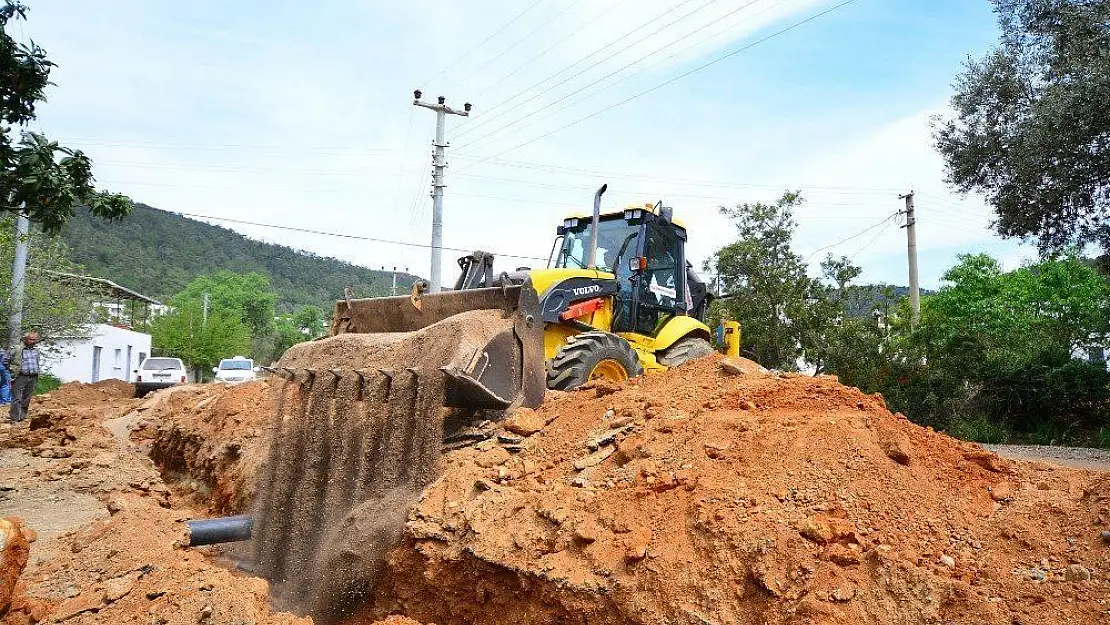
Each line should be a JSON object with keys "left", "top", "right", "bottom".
{"left": 134, "top": 357, "right": 188, "bottom": 397}
{"left": 213, "top": 356, "right": 258, "bottom": 384}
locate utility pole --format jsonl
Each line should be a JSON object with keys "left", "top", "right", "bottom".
{"left": 202, "top": 292, "right": 209, "bottom": 328}
{"left": 413, "top": 90, "right": 471, "bottom": 292}
{"left": 7, "top": 209, "right": 29, "bottom": 349}
{"left": 391, "top": 267, "right": 398, "bottom": 297}
{"left": 899, "top": 191, "right": 920, "bottom": 327}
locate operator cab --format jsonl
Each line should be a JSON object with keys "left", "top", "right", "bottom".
{"left": 552, "top": 204, "right": 708, "bottom": 336}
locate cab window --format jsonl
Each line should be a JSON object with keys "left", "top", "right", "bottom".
{"left": 556, "top": 218, "right": 639, "bottom": 271}
{"left": 634, "top": 223, "right": 682, "bottom": 336}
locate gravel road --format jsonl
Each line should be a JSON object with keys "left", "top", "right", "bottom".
{"left": 986, "top": 444, "right": 1110, "bottom": 472}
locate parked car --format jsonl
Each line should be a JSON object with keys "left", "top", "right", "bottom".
{"left": 134, "top": 357, "right": 188, "bottom": 397}
{"left": 213, "top": 356, "right": 258, "bottom": 384}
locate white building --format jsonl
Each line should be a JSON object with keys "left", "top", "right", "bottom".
{"left": 45, "top": 275, "right": 161, "bottom": 384}
{"left": 50, "top": 324, "right": 153, "bottom": 384}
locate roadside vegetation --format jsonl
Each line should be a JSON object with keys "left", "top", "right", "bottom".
{"left": 709, "top": 193, "right": 1110, "bottom": 447}
{"left": 149, "top": 271, "right": 328, "bottom": 375}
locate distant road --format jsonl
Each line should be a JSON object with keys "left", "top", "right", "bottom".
{"left": 986, "top": 444, "right": 1110, "bottom": 472}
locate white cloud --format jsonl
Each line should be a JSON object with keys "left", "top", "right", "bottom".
{"left": 19, "top": 0, "right": 1025, "bottom": 294}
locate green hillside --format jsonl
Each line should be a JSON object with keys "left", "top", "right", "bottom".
{"left": 60, "top": 204, "right": 422, "bottom": 312}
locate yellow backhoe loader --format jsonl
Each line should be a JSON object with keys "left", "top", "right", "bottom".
{"left": 311, "top": 184, "right": 740, "bottom": 411}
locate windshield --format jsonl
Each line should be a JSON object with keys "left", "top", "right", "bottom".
{"left": 555, "top": 218, "right": 639, "bottom": 272}
{"left": 219, "top": 359, "right": 253, "bottom": 370}
{"left": 142, "top": 358, "right": 181, "bottom": 371}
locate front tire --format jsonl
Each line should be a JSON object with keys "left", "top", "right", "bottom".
{"left": 657, "top": 336, "right": 715, "bottom": 368}
{"left": 547, "top": 332, "right": 644, "bottom": 391}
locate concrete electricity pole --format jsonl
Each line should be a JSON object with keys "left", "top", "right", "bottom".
{"left": 413, "top": 90, "right": 470, "bottom": 292}
{"left": 202, "top": 292, "right": 209, "bottom": 328}
{"left": 7, "top": 209, "right": 30, "bottom": 349}
{"left": 899, "top": 191, "right": 920, "bottom": 327}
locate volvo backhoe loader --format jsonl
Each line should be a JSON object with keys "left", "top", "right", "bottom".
{"left": 309, "top": 183, "right": 741, "bottom": 410}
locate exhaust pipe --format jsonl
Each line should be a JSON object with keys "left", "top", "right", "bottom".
{"left": 585, "top": 183, "right": 607, "bottom": 269}
{"left": 186, "top": 515, "right": 254, "bottom": 547}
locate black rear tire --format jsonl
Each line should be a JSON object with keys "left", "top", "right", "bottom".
{"left": 657, "top": 336, "right": 715, "bottom": 368}
{"left": 547, "top": 331, "right": 644, "bottom": 391}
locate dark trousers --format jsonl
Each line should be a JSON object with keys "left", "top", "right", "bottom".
{"left": 9, "top": 374, "right": 37, "bottom": 423}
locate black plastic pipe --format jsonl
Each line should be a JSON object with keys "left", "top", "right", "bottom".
{"left": 186, "top": 515, "right": 254, "bottom": 546}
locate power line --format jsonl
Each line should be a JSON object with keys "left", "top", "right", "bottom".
{"left": 452, "top": 0, "right": 712, "bottom": 141}
{"left": 847, "top": 218, "right": 898, "bottom": 261}
{"left": 452, "top": 154, "right": 902, "bottom": 193}
{"left": 97, "top": 161, "right": 394, "bottom": 176}
{"left": 395, "top": 105, "right": 419, "bottom": 231}
{"left": 477, "top": 0, "right": 636, "bottom": 97}
{"left": 451, "top": 0, "right": 589, "bottom": 88}
{"left": 805, "top": 212, "right": 899, "bottom": 260}
{"left": 456, "top": 0, "right": 775, "bottom": 152}
{"left": 97, "top": 153, "right": 901, "bottom": 195}
{"left": 59, "top": 138, "right": 391, "bottom": 154}
{"left": 451, "top": 188, "right": 933, "bottom": 215}
{"left": 418, "top": 0, "right": 546, "bottom": 89}
{"left": 459, "top": 0, "right": 794, "bottom": 151}
{"left": 407, "top": 156, "right": 434, "bottom": 229}
{"left": 458, "top": 0, "right": 863, "bottom": 171}
{"left": 171, "top": 210, "right": 549, "bottom": 262}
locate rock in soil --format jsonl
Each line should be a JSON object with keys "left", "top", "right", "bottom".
{"left": 504, "top": 408, "right": 545, "bottom": 437}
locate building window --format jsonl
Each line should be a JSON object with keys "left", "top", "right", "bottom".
{"left": 91, "top": 346, "right": 102, "bottom": 382}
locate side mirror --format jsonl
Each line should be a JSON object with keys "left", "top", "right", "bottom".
{"left": 212, "top": 367, "right": 218, "bottom": 374}
{"left": 252, "top": 367, "right": 260, "bottom": 372}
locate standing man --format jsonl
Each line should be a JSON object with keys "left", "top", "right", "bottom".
{"left": 8, "top": 331, "right": 41, "bottom": 423}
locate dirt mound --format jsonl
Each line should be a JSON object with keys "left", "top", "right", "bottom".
{"left": 47, "top": 379, "right": 135, "bottom": 404}
{"left": 1, "top": 380, "right": 141, "bottom": 452}
{"left": 137, "top": 382, "right": 273, "bottom": 514}
{"left": 15, "top": 493, "right": 308, "bottom": 625}
{"left": 0, "top": 379, "right": 311, "bottom": 625}
{"left": 362, "top": 355, "right": 1107, "bottom": 625}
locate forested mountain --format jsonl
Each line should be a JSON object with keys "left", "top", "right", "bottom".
{"left": 60, "top": 204, "right": 421, "bottom": 312}
{"left": 841, "top": 285, "right": 936, "bottom": 318}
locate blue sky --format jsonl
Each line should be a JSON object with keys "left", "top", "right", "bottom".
{"left": 21, "top": 0, "right": 1029, "bottom": 289}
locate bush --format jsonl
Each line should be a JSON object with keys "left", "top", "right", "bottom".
{"left": 865, "top": 254, "right": 1110, "bottom": 445}
{"left": 946, "top": 413, "right": 1009, "bottom": 444}
{"left": 35, "top": 373, "right": 62, "bottom": 394}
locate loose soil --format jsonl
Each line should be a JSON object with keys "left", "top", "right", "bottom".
{"left": 2, "top": 356, "right": 1109, "bottom": 625}
{"left": 0, "top": 380, "right": 307, "bottom": 625}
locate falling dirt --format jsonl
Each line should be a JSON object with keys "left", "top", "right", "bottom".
{"left": 250, "top": 309, "right": 511, "bottom": 622}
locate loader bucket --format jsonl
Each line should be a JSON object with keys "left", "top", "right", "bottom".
{"left": 251, "top": 280, "right": 546, "bottom": 614}
{"left": 282, "top": 278, "right": 545, "bottom": 410}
